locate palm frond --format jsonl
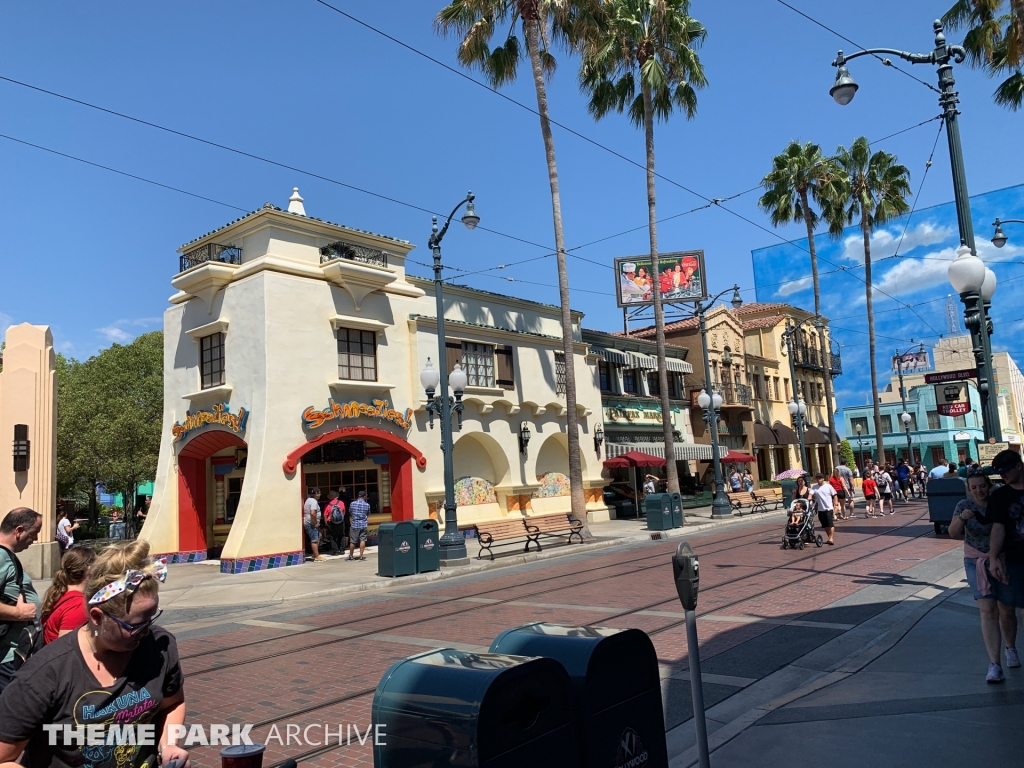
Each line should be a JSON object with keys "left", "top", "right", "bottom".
{"left": 993, "top": 68, "right": 1024, "bottom": 108}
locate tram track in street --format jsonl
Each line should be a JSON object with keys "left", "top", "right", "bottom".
{"left": 250, "top": 507, "right": 939, "bottom": 768}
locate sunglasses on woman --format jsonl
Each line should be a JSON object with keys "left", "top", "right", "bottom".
{"left": 108, "top": 609, "right": 163, "bottom": 636}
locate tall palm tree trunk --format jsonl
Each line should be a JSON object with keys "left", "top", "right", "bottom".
{"left": 642, "top": 83, "right": 679, "bottom": 494}
{"left": 862, "top": 216, "right": 885, "bottom": 460}
{"left": 523, "top": 17, "right": 589, "bottom": 528}
{"left": 798, "top": 189, "right": 839, "bottom": 471}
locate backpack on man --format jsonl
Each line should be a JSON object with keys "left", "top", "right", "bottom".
{"left": 0, "top": 545, "right": 43, "bottom": 670}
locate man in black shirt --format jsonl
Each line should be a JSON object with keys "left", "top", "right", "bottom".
{"left": 987, "top": 450, "right": 1024, "bottom": 608}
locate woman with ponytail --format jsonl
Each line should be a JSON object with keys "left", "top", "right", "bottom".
{"left": 41, "top": 548, "right": 96, "bottom": 643}
{"left": 0, "top": 540, "right": 189, "bottom": 768}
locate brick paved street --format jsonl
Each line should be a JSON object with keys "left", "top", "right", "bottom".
{"left": 163, "top": 501, "right": 963, "bottom": 768}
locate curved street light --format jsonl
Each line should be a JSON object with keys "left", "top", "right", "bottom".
{"left": 992, "top": 218, "right": 1024, "bottom": 249}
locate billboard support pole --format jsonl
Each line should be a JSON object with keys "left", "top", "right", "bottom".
{"left": 623, "top": 307, "right": 629, "bottom": 337}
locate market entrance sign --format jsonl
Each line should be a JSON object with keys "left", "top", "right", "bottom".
{"left": 303, "top": 398, "right": 413, "bottom": 431}
{"left": 935, "top": 382, "right": 971, "bottom": 416}
{"left": 172, "top": 404, "right": 249, "bottom": 442}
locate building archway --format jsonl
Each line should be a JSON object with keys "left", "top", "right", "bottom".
{"left": 283, "top": 426, "right": 425, "bottom": 522}
{"left": 176, "top": 429, "right": 247, "bottom": 557}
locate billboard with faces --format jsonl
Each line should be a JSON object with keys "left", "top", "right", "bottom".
{"left": 613, "top": 250, "right": 708, "bottom": 308}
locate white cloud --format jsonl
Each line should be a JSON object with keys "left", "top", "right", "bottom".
{"left": 96, "top": 317, "right": 161, "bottom": 345}
{"left": 775, "top": 276, "right": 813, "bottom": 298}
{"left": 838, "top": 221, "right": 954, "bottom": 265}
{"left": 872, "top": 246, "right": 958, "bottom": 296}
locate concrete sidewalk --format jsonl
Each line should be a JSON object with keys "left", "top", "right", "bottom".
{"left": 666, "top": 548, "right": 1021, "bottom": 767}
{"left": 90, "top": 506, "right": 784, "bottom": 612}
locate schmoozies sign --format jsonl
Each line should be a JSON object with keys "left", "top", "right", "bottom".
{"left": 302, "top": 399, "right": 413, "bottom": 431}
{"left": 172, "top": 403, "right": 249, "bottom": 442}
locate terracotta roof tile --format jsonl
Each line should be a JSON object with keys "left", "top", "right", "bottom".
{"left": 733, "top": 302, "right": 790, "bottom": 316}
{"left": 741, "top": 315, "right": 785, "bottom": 330}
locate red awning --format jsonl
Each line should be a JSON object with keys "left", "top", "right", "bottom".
{"left": 603, "top": 450, "right": 667, "bottom": 468}
{"left": 719, "top": 451, "right": 756, "bottom": 464}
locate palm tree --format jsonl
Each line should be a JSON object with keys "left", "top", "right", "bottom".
{"left": 759, "top": 141, "right": 845, "bottom": 471}
{"left": 577, "top": 0, "right": 707, "bottom": 494}
{"left": 943, "top": 0, "right": 1024, "bottom": 110}
{"left": 435, "top": 1, "right": 590, "bottom": 526}
{"left": 826, "top": 137, "right": 912, "bottom": 462}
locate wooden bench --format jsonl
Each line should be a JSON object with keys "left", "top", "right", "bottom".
{"left": 757, "top": 487, "right": 785, "bottom": 510}
{"left": 725, "top": 491, "right": 767, "bottom": 514}
{"left": 475, "top": 519, "right": 537, "bottom": 561}
{"left": 524, "top": 513, "right": 585, "bottom": 547}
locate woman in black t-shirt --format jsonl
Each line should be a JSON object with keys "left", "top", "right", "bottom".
{"left": 0, "top": 540, "right": 189, "bottom": 768}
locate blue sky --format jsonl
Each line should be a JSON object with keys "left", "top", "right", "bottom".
{"left": 752, "top": 183, "right": 1024, "bottom": 412}
{"left": 0, "top": 1, "right": 1020, "bottom": 373}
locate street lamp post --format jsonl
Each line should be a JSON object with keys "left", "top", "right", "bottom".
{"left": 419, "top": 191, "right": 480, "bottom": 566}
{"left": 694, "top": 285, "right": 742, "bottom": 520}
{"left": 829, "top": 20, "right": 1001, "bottom": 442}
{"left": 901, "top": 411, "right": 914, "bottom": 465}
{"left": 781, "top": 319, "right": 815, "bottom": 471}
{"left": 992, "top": 218, "right": 1024, "bottom": 249}
{"left": 855, "top": 423, "right": 864, "bottom": 471}
{"left": 894, "top": 346, "right": 921, "bottom": 463}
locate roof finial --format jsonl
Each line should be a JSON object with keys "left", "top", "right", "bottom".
{"left": 288, "top": 187, "right": 306, "bottom": 216}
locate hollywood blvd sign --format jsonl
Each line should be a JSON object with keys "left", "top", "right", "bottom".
{"left": 302, "top": 399, "right": 413, "bottom": 431}
{"left": 172, "top": 404, "right": 248, "bottom": 443}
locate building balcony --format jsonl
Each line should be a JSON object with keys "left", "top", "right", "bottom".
{"left": 320, "top": 239, "right": 397, "bottom": 310}
{"left": 792, "top": 343, "right": 842, "bottom": 377}
{"left": 319, "top": 239, "right": 389, "bottom": 268}
{"left": 178, "top": 243, "right": 241, "bottom": 274}
{"left": 719, "top": 383, "right": 753, "bottom": 408}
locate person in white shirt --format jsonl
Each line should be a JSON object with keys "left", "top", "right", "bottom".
{"left": 303, "top": 488, "right": 325, "bottom": 563}
{"left": 929, "top": 460, "right": 950, "bottom": 480}
{"left": 55, "top": 508, "right": 79, "bottom": 552}
{"left": 811, "top": 473, "right": 837, "bottom": 545}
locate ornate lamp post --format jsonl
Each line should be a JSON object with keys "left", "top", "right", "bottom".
{"left": 787, "top": 398, "right": 809, "bottom": 472}
{"left": 901, "top": 411, "right": 914, "bottom": 465}
{"left": 696, "top": 389, "right": 729, "bottom": 519}
{"left": 855, "top": 423, "right": 864, "bottom": 470}
{"left": 419, "top": 191, "right": 480, "bottom": 566}
{"left": 828, "top": 21, "right": 1000, "bottom": 441}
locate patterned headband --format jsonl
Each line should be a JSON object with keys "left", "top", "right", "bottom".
{"left": 88, "top": 557, "right": 168, "bottom": 606}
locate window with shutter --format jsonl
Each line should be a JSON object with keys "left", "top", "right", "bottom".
{"left": 462, "top": 342, "right": 495, "bottom": 387}
{"left": 445, "top": 340, "right": 463, "bottom": 375}
{"left": 496, "top": 345, "right": 515, "bottom": 390}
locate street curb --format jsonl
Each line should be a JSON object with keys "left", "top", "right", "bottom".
{"left": 665, "top": 549, "right": 965, "bottom": 767}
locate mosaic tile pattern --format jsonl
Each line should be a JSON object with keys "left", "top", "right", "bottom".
{"left": 220, "top": 550, "right": 304, "bottom": 574}
{"left": 155, "top": 550, "right": 206, "bottom": 565}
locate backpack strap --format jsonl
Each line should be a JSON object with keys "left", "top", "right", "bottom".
{"left": 0, "top": 545, "right": 25, "bottom": 599}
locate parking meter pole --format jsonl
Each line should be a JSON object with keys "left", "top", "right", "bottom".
{"left": 686, "top": 609, "right": 712, "bottom": 768}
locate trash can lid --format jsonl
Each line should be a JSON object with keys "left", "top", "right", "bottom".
{"left": 220, "top": 745, "right": 266, "bottom": 757}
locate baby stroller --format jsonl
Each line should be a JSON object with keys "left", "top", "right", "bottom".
{"left": 781, "top": 498, "right": 823, "bottom": 550}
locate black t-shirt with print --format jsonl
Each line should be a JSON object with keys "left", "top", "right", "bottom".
{"left": 986, "top": 482, "right": 1024, "bottom": 564}
{"left": 0, "top": 626, "right": 183, "bottom": 768}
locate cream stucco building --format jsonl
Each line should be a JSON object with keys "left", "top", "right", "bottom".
{"left": 143, "top": 191, "right": 611, "bottom": 573}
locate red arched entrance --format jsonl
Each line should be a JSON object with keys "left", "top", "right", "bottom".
{"left": 177, "top": 429, "right": 247, "bottom": 553}
{"left": 282, "top": 426, "right": 425, "bottom": 522}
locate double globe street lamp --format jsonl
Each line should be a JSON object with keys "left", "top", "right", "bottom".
{"left": 829, "top": 20, "right": 1001, "bottom": 442}
{"left": 419, "top": 191, "right": 480, "bottom": 566}
{"left": 787, "top": 397, "right": 808, "bottom": 473}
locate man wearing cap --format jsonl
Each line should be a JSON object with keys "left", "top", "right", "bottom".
{"left": 987, "top": 450, "right": 1024, "bottom": 614}
{"left": 620, "top": 262, "right": 645, "bottom": 304}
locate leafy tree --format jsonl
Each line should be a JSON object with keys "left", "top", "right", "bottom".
{"left": 825, "top": 138, "right": 912, "bottom": 462}
{"left": 56, "top": 333, "right": 163, "bottom": 531}
{"left": 839, "top": 439, "right": 856, "bottom": 470}
{"left": 944, "top": 0, "right": 1024, "bottom": 110}
{"left": 578, "top": 0, "right": 707, "bottom": 493}
{"left": 436, "top": 0, "right": 591, "bottom": 527}
{"left": 759, "top": 141, "right": 845, "bottom": 470}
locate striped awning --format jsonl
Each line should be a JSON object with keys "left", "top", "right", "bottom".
{"left": 605, "top": 441, "right": 712, "bottom": 462}
{"left": 624, "top": 351, "right": 657, "bottom": 370}
{"left": 591, "top": 346, "right": 629, "bottom": 365}
{"left": 664, "top": 357, "right": 691, "bottom": 374}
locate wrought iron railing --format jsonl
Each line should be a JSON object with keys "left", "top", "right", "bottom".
{"left": 319, "top": 239, "right": 389, "bottom": 268}
{"left": 793, "top": 343, "right": 842, "bottom": 376}
{"left": 719, "top": 383, "right": 753, "bottom": 407}
{"left": 179, "top": 243, "right": 241, "bottom": 273}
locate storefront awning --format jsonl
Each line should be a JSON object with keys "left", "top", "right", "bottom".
{"left": 753, "top": 422, "right": 778, "bottom": 447}
{"left": 606, "top": 441, "right": 712, "bottom": 462}
{"left": 772, "top": 422, "right": 800, "bottom": 445}
{"left": 592, "top": 346, "right": 629, "bottom": 365}
{"left": 624, "top": 351, "right": 657, "bottom": 370}
{"left": 664, "top": 358, "right": 690, "bottom": 373}
{"left": 804, "top": 425, "right": 830, "bottom": 444}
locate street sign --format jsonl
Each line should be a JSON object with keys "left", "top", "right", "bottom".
{"left": 935, "top": 381, "right": 971, "bottom": 416}
{"left": 924, "top": 369, "right": 978, "bottom": 384}
{"left": 978, "top": 442, "right": 1009, "bottom": 464}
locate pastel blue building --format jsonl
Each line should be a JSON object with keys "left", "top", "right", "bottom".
{"left": 842, "top": 381, "right": 984, "bottom": 471}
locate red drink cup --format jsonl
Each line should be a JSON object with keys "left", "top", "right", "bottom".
{"left": 221, "top": 743, "right": 266, "bottom": 768}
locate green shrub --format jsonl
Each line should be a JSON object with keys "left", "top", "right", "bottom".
{"left": 759, "top": 480, "right": 782, "bottom": 488}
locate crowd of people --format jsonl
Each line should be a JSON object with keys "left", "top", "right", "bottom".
{"left": 0, "top": 507, "right": 189, "bottom": 768}
{"left": 303, "top": 486, "right": 372, "bottom": 563}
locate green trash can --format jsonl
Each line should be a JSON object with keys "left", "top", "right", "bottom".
{"left": 781, "top": 480, "right": 798, "bottom": 508}
{"left": 372, "top": 649, "right": 582, "bottom": 767}
{"left": 670, "top": 493, "right": 684, "bottom": 528}
{"left": 377, "top": 521, "right": 417, "bottom": 578}
{"left": 490, "top": 623, "right": 668, "bottom": 768}
{"left": 645, "top": 493, "right": 672, "bottom": 531}
{"left": 415, "top": 518, "right": 440, "bottom": 573}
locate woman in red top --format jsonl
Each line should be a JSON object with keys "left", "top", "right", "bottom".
{"left": 829, "top": 468, "right": 849, "bottom": 521}
{"left": 40, "top": 547, "right": 96, "bottom": 643}
{"left": 862, "top": 474, "right": 879, "bottom": 518}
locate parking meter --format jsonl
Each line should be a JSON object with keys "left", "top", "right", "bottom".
{"left": 673, "top": 541, "right": 699, "bottom": 611}
{"left": 671, "top": 540, "right": 710, "bottom": 768}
